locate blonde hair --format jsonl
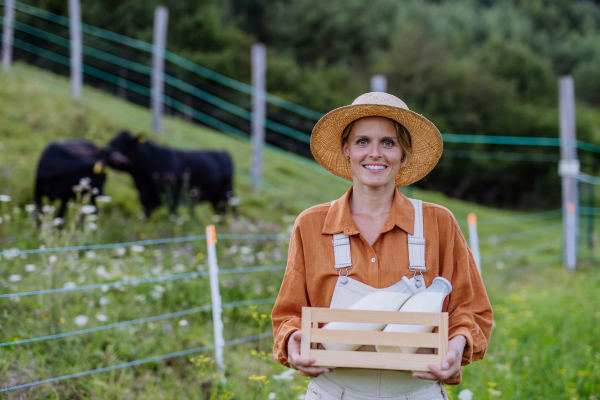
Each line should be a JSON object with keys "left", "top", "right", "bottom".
{"left": 341, "top": 118, "right": 412, "bottom": 167}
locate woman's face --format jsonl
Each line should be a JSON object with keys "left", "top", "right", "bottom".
{"left": 342, "top": 117, "right": 403, "bottom": 190}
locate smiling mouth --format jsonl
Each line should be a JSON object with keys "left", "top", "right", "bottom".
{"left": 362, "top": 165, "right": 387, "bottom": 171}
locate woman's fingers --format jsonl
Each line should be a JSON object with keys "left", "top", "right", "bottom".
{"left": 442, "top": 349, "right": 456, "bottom": 370}
{"left": 287, "top": 330, "right": 332, "bottom": 376}
{"left": 297, "top": 365, "right": 333, "bottom": 375}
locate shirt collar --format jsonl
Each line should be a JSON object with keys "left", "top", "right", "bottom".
{"left": 322, "top": 186, "right": 415, "bottom": 236}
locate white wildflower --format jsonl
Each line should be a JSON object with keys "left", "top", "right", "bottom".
{"left": 154, "top": 285, "right": 166, "bottom": 293}
{"left": 99, "top": 296, "right": 110, "bottom": 306}
{"left": 86, "top": 251, "right": 97, "bottom": 259}
{"left": 88, "top": 300, "right": 95, "bottom": 307}
{"left": 173, "top": 264, "right": 186, "bottom": 273}
{"left": 228, "top": 196, "right": 242, "bottom": 206}
{"left": 150, "top": 290, "right": 163, "bottom": 300}
{"left": 87, "top": 222, "right": 98, "bottom": 231}
{"left": 458, "top": 389, "right": 473, "bottom": 400}
{"left": 74, "top": 315, "right": 88, "bottom": 326}
{"left": 0, "top": 195, "right": 11, "bottom": 202}
{"left": 49, "top": 255, "right": 57, "bottom": 264}
{"left": 101, "top": 284, "right": 109, "bottom": 292}
{"left": 268, "top": 393, "right": 276, "bottom": 400}
{"left": 25, "top": 264, "right": 36, "bottom": 272}
{"left": 25, "top": 204, "right": 36, "bottom": 212}
{"left": 63, "top": 282, "right": 76, "bottom": 289}
{"left": 488, "top": 389, "right": 501, "bottom": 397}
{"left": 78, "top": 177, "right": 91, "bottom": 188}
{"left": 9, "top": 295, "right": 20, "bottom": 303}
{"left": 211, "top": 214, "right": 222, "bottom": 223}
{"left": 178, "top": 319, "right": 189, "bottom": 327}
{"left": 8, "top": 275, "right": 22, "bottom": 282}
{"left": 239, "top": 246, "right": 252, "bottom": 255}
{"left": 81, "top": 205, "right": 96, "bottom": 215}
{"left": 273, "top": 369, "right": 295, "bottom": 380}
{"left": 3, "top": 248, "right": 19, "bottom": 259}
{"left": 96, "top": 314, "right": 108, "bottom": 322}
{"left": 135, "top": 294, "right": 146, "bottom": 302}
{"left": 131, "top": 245, "right": 144, "bottom": 253}
{"left": 495, "top": 261, "right": 505, "bottom": 270}
{"left": 86, "top": 214, "right": 98, "bottom": 221}
{"left": 95, "top": 266, "right": 111, "bottom": 280}
{"left": 151, "top": 266, "right": 163, "bottom": 276}
{"left": 53, "top": 218, "right": 64, "bottom": 226}
{"left": 42, "top": 205, "right": 55, "bottom": 214}
{"left": 228, "top": 245, "right": 238, "bottom": 254}
{"left": 96, "top": 195, "right": 111, "bottom": 203}
{"left": 115, "top": 247, "right": 126, "bottom": 257}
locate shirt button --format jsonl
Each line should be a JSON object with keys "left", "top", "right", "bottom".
{"left": 371, "top": 257, "right": 376, "bottom": 263}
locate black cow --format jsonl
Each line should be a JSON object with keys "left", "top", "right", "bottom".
{"left": 34, "top": 141, "right": 115, "bottom": 220}
{"left": 106, "top": 131, "right": 234, "bottom": 216}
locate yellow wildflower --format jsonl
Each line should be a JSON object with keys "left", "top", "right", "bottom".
{"left": 486, "top": 382, "right": 497, "bottom": 387}
{"left": 249, "top": 375, "right": 267, "bottom": 381}
{"left": 60, "top": 318, "right": 65, "bottom": 324}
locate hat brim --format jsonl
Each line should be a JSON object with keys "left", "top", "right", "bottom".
{"left": 310, "top": 103, "right": 443, "bottom": 187}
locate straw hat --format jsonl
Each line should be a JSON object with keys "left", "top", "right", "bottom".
{"left": 310, "top": 92, "right": 443, "bottom": 187}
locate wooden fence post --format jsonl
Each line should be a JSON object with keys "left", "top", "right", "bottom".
{"left": 370, "top": 74, "right": 387, "bottom": 93}
{"left": 68, "top": 0, "right": 82, "bottom": 99}
{"left": 2, "top": 0, "right": 15, "bottom": 73}
{"left": 152, "top": 6, "right": 168, "bottom": 135}
{"left": 206, "top": 225, "right": 226, "bottom": 383}
{"left": 251, "top": 43, "right": 266, "bottom": 190}
{"left": 558, "top": 75, "right": 579, "bottom": 270}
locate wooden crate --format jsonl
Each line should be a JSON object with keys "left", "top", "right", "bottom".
{"left": 300, "top": 307, "right": 448, "bottom": 372}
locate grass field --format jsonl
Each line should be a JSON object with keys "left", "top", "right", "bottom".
{"left": 0, "top": 63, "right": 598, "bottom": 399}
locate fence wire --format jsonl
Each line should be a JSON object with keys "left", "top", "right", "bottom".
{"left": 1, "top": 265, "right": 286, "bottom": 298}
{"left": 1, "top": 297, "right": 276, "bottom": 348}
{"left": 0, "top": 331, "right": 274, "bottom": 393}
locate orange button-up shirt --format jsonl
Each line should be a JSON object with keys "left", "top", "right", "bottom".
{"left": 272, "top": 186, "right": 493, "bottom": 384}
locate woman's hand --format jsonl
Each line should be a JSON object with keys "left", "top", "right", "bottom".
{"left": 411, "top": 335, "right": 466, "bottom": 381}
{"left": 287, "top": 331, "right": 333, "bottom": 377}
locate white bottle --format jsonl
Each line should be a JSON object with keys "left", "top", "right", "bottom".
{"left": 377, "top": 277, "right": 452, "bottom": 354}
{"left": 322, "top": 277, "right": 418, "bottom": 352}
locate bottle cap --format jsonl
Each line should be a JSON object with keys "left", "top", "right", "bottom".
{"left": 432, "top": 277, "right": 452, "bottom": 294}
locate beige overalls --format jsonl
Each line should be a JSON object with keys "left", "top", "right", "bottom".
{"left": 305, "top": 198, "right": 449, "bottom": 400}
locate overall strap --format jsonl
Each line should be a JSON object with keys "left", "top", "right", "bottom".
{"left": 407, "top": 198, "right": 426, "bottom": 289}
{"left": 330, "top": 200, "right": 353, "bottom": 271}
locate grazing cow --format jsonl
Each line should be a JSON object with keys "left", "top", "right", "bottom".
{"left": 106, "top": 131, "right": 234, "bottom": 216}
{"left": 34, "top": 141, "right": 116, "bottom": 220}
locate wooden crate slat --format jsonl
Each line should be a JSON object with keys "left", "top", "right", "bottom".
{"left": 300, "top": 308, "right": 312, "bottom": 358}
{"left": 300, "top": 307, "right": 448, "bottom": 371}
{"left": 309, "top": 308, "right": 442, "bottom": 325}
{"left": 310, "top": 349, "right": 440, "bottom": 372}
{"left": 311, "top": 329, "right": 439, "bottom": 348}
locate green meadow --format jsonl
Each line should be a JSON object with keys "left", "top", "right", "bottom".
{"left": 0, "top": 64, "right": 598, "bottom": 399}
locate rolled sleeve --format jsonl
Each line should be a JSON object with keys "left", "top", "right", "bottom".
{"left": 441, "top": 216, "right": 493, "bottom": 376}
{"left": 272, "top": 220, "right": 308, "bottom": 367}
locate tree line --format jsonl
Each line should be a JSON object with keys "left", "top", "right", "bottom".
{"left": 23, "top": 0, "right": 600, "bottom": 209}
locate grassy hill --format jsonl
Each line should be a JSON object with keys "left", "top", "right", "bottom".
{"left": 0, "top": 64, "right": 598, "bottom": 399}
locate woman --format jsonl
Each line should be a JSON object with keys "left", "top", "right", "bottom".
{"left": 272, "top": 93, "right": 493, "bottom": 399}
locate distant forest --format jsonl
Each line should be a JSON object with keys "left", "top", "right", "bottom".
{"left": 25, "top": 0, "right": 600, "bottom": 208}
